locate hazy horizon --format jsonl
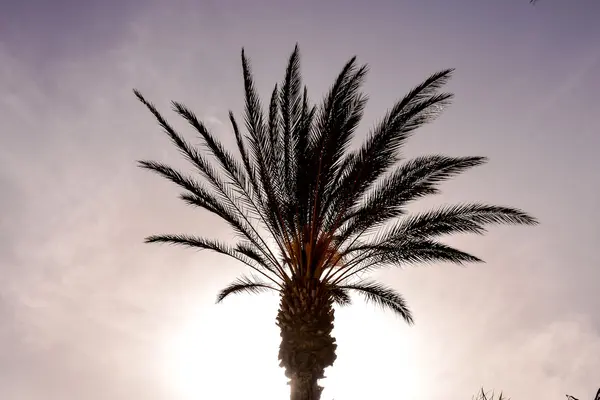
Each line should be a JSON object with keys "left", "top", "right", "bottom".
{"left": 1, "top": 0, "right": 599, "bottom": 399}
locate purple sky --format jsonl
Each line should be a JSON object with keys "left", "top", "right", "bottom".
{"left": 1, "top": 0, "right": 599, "bottom": 399}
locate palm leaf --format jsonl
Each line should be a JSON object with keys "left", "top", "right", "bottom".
{"left": 138, "top": 161, "right": 282, "bottom": 276}
{"left": 216, "top": 275, "right": 278, "bottom": 303}
{"left": 135, "top": 90, "right": 289, "bottom": 277}
{"left": 279, "top": 44, "right": 303, "bottom": 201}
{"left": 135, "top": 91, "right": 247, "bottom": 215}
{"left": 336, "top": 155, "right": 489, "bottom": 244}
{"left": 229, "top": 111, "right": 261, "bottom": 204}
{"left": 383, "top": 203, "right": 538, "bottom": 241}
{"left": 291, "top": 87, "right": 316, "bottom": 233}
{"left": 310, "top": 61, "right": 369, "bottom": 234}
{"left": 241, "top": 49, "right": 292, "bottom": 251}
{"left": 322, "top": 70, "right": 455, "bottom": 236}
{"left": 137, "top": 160, "right": 217, "bottom": 209}
{"left": 145, "top": 234, "right": 281, "bottom": 286}
{"left": 134, "top": 91, "right": 224, "bottom": 196}
{"left": 172, "top": 101, "right": 251, "bottom": 202}
{"left": 171, "top": 102, "right": 285, "bottom": 272}
{"left": 329, "top": 286, "right": 352, "bottom": 306}
{"left": 339, "top": 281, "right": 413, "bottom": 324}
{"left": 330, "top": 239, "right": 483, "bottom": 284}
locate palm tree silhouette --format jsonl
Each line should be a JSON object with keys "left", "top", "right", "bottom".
{"left": 134, "top": 45, "right": 537, "bottom": 400}
{"left": 567, "top": 388, "right": 600, "bottom": 400}
{"left": 474, "top": 388, "right": 509, "bottom": 400}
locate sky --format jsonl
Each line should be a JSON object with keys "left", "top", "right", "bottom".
{"left": 1, "top": 0, "right": 599, "bottom": 399}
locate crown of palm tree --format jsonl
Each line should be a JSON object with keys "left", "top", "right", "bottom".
{"left": 134, "top": 45, "right": 537, "bottom": 324}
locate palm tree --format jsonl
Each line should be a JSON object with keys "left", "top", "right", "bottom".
{"left": 134, "top": 45, "right": 537, "bottom": 400}
{"left": 567, "top": 388, "right": 600, "bottom": 400}
{"left": 475, "top": 388, "right": 509, "bottom": 400}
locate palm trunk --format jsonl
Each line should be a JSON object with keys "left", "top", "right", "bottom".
{"left": 276, "top": 278, "right": 337, "bottom": 400}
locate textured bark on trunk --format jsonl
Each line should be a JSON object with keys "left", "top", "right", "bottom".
{"left": 276, "top": 278, "right": 337, "bottom": 400}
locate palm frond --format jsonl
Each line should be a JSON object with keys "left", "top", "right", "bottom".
{"left": 310, "top": 60, "right": 369, "bottom": 233}
{"left": 178, "top": 191, "right": 269, "bottom": 251}
{"left": 216, "top": 275, "right": 278, "bottom": 303}
{"left": 279, "top": 44, "right": 303, "bottom": 202}
{"left": 138, "top": 162, "right": 267, "bottom": 258}
{"left": 145, "top": 234, "right": 281, "bottom": 286}
{"left": 229, "top": 111, "right": 261, "bottom": 202}
{"left": 240, "top": 49, "right": 270, "bottom": 185}
{"left": 228, "top": 110, "right": 284, "bottom": 247}
{"left": 170, "top": 102, "right": 288, "bottom": 274}
{"left": 383, "top": 203, "right": 538, "bottom": 241}
{"left": 135, "top": 91, "right": 244, "bottom": 213}
{"left": 134, "top": 89, "right": 193, "bottom": 160}
{"left": 376, "top": 239, "right": 483, "bottom": 265}
{"left": 329, "top": 286, "right": 352, "bottom": 306}
{"left": 134, "top": 91, "right": 222, "bottom": 194}
{"left": 268, "top": 84, "right": 281, "bottom": 156}
{"left": 137, "top": 160, "right": 217, "bottom": 208}
{"left": 330, "top": 239, "right": 483, "bottom": 284}
{"left": 171, "top": 101, "right": 251, "bottom": 202}
{"left": 336, "top": 155, "right": 488, "bottom": 244}
{"left": 241, "top": 49, "right": 291, "bottom": 250}
{"left": 322, "top": 70, "right": 455, "bottom": 235}
{"left": 135, "top": 90, "right": 288, "bottom": 279}
{"left": 339, "top": 281, "right": 413, "bottom": 324}
{"left": 292, "top": 86, "right": 316, "bottom": 234}
{"left": 311, "top": 58, "right": 368, "bottom": 167}
{"left": 234, "top": 241, "right": 277, "bottom": 270}
{"left": 241, "top": 49, "right": 268, "bottom": 149}
{"left": 172, "top": 183, "right": 283, "bottom": 278}
{"left": 351, "top": 67, "right": 453, "bottom": 178}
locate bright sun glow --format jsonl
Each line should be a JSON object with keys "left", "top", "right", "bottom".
{"left": 162, "top": 295, "right": 289, "bottom": 400}
{"left": 162, "top": 294, "right": 422, "bottom": 400}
